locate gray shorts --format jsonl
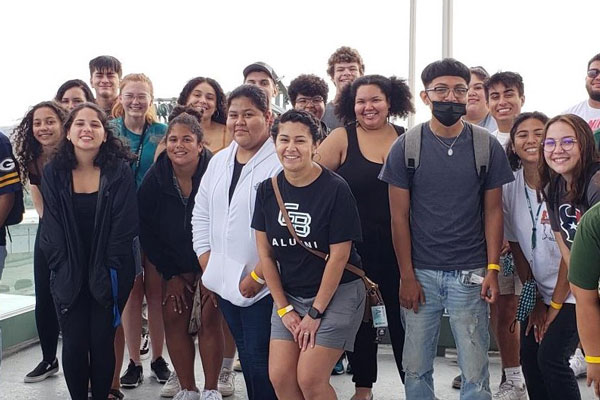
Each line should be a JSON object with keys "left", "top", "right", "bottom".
{"left": 271, "top": 278, "right": 365, "bottom": 351}
{"left": 498, "top": 255, "right": 522, "bottom": 296}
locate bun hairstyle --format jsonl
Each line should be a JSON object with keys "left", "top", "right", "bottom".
{"left": 166, "top": 105, "right": 204, "bottom": 143}
{"left": 271, "top": 109, "right": 321, "bottom": 144}
{"left": 335, "top": 75, "right": 414, "bottom": 125}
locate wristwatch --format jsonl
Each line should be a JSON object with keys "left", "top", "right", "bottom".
{"left": 308, "top": 306, "right": 324, "bottom": 319}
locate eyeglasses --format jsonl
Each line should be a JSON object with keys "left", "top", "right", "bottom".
{"left": 425, "top": 86, "right": 469, "bottom": 99}
{"left": 296, "top": 96, "right": 324, "bottom": 106}
{"left": 122, "top": 93, "right": 150, "bottom": 102}
{"left": 587, "top": 69, "right": 600, "bottom": 79}
{"left": 542, "top": 137, "right": 578, "bottom": 152}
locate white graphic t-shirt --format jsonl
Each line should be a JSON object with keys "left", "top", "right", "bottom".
{"left": 563, "top": 100, "right": 600, "bottom": 132}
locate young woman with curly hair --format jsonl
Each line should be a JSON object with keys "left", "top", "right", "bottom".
{"left": 13, "top": 101, "right": 66, "bottom": 384}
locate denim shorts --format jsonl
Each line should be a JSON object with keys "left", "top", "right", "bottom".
{"left": 270, "top": 278, "right": 365, "bottom": 351}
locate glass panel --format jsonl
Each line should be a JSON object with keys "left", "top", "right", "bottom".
{"left": 0, "top": 188, "right": 37, "bottom": 319}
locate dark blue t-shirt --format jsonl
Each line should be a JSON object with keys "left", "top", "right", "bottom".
{"left": 0, "top": 132, "right": 23, "bottom": 246}
{"left": 379, "top": 122, "right": 514, "bottom": 271}
{"left": 252, "top": 168, "right": 362, "bottom": 297}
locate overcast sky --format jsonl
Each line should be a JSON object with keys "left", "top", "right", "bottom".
{"left": 0, "top": 0, "right": 596, "bottom": 128}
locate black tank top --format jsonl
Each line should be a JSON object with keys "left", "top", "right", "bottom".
{"left": 336, "top": 123, "right": 403, "bottom": 265}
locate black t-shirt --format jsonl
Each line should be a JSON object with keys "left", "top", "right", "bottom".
{"left": 252, "top": 167, "right": 362, "bottom": 298}
{"left": 229, "top": 158, "right": 245, "bottom": 204}
{"left": 548, "top": 170, "right": 600, "bottom": 249}
{"left": 72, "top": 191, "right": 98, "bottom": 268}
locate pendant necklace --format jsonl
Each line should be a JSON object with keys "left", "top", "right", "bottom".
{"left": 430, "top": 127, "right": 464, "bottom": 156}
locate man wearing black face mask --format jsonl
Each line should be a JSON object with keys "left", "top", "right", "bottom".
{"left": 379, "top": 58, "right": 514, "bottom": 400}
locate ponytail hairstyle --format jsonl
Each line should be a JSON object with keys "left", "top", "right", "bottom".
{"left": 335, "top": 74, "right": 414, "bottom": 124}
{"left": 112, "top": 73, "right": 158, "bottom": 125}
{"left": 506, "top": 111, "right": 549, "bottom": 171}
{"left": 167, "top": 105, "right": 204, "bottom": 143}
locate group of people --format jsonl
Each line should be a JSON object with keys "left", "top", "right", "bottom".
{"left": 1, "top": 46, "right": 600, "bottom": 400}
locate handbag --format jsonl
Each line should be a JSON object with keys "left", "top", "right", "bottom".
{"left": 271, "top": 176, "right": 384, "bottom": 324}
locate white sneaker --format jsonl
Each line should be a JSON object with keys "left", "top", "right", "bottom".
{"left": 161, "top": 371, "right": 181, "bottom": 398}
{"left": 201, "top": 389, "right": 223, "bottom": 400}
{"left": 492, "top": 380, "right": 527, "bottom": 400}
{"left": 570, "top": 348, "right": 587, "bottom": 377}
{"left": 173, "top": 389, "right": 200, "bottom": 400}
{"left": 140, "top": 332, "right": 150, "bottom": 360}
{"left": 232, "top": 359, "right": 242, "bottom": 372}
{"left": 217, "top": 367, "right": 235, "bottom": 397}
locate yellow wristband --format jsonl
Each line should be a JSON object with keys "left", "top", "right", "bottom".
{"left": 585, "top": 356, "right": 600, "bottom": 364}
{"left": 550, "top": 300, "right": 563, "bottom": 310}
{"left": 277, "top": 304, "right": 294, "bottom": 318}
{"left": 487, "top": 263, "right": 501, "bottom": 271}
{"left": 250, "top": 270, "right": 265, "bottom": 285}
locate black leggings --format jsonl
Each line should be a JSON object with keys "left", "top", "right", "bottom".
{"left": 346, "top": 260, "right": 405, "bottom": 388}
{"left": 56, "top": 288, "right": 116, "bottom": 400}
{"left": 521, "top": 303, "right": 581, "bottom": 400}
{"left": 34, "top": 221, "right": 60, "bottom": 363}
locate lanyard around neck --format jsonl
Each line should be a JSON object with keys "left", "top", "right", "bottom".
{"left": 523, "top": 178, "right": 543, "bottom": 251}
{"left": 132, "top": 122, "right": 149, "bottom": 177}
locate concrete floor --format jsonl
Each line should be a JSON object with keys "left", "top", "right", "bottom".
{"left": 0, "top": 342, "right": 597, "bottom": 400}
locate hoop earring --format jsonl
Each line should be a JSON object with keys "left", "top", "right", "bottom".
{"left": 312, "top": 152, "right": 322, "bottom": 162}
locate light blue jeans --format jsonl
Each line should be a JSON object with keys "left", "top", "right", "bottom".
{"left": 401, "top": 268, "right": 491, "bottom": 400}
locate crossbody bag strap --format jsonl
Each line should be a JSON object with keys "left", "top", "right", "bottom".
{"left": 271, "top": 175, "right": 365, "bottom": 278}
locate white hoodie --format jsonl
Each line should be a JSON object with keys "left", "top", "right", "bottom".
{"left": 192, "top": 138, "right": 281, "bottom": 306}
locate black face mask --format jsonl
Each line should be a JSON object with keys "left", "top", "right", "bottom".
{"left": 432, "top": 101, "right": 466, "bottom": 127}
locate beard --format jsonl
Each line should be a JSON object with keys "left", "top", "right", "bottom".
{"left": 586, "top": 83, "right": 600, "bottom": 102}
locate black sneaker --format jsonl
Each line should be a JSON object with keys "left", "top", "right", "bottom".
{"left": 24, "top": 359, "right": 59, "bottom": 383}
{"left": 150, "top": 356, "right": 171, "bottom": 383}
{"left": 120, "top": 359, "right": 143, "bottom": 388}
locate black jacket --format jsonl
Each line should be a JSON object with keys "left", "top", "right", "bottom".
{"left": 138, "top": 150, "right": 211, "bottom": 280}
{"left": 40, "top": 160, "right": 139, "bottom": 314}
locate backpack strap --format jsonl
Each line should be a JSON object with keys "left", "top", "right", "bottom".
{"left": 404, "top": 122, "right": 490, "bottom": 191}
{"left": 403, "top": 123, "right": 424, "bottom": 189}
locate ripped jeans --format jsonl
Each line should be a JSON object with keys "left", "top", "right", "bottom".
{"left": 401, "top": 268, "right": 491, "bottom": 400}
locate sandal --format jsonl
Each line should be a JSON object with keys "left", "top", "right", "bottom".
{"left": 107, "top": 389, "right": 125, "bottom": 400}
